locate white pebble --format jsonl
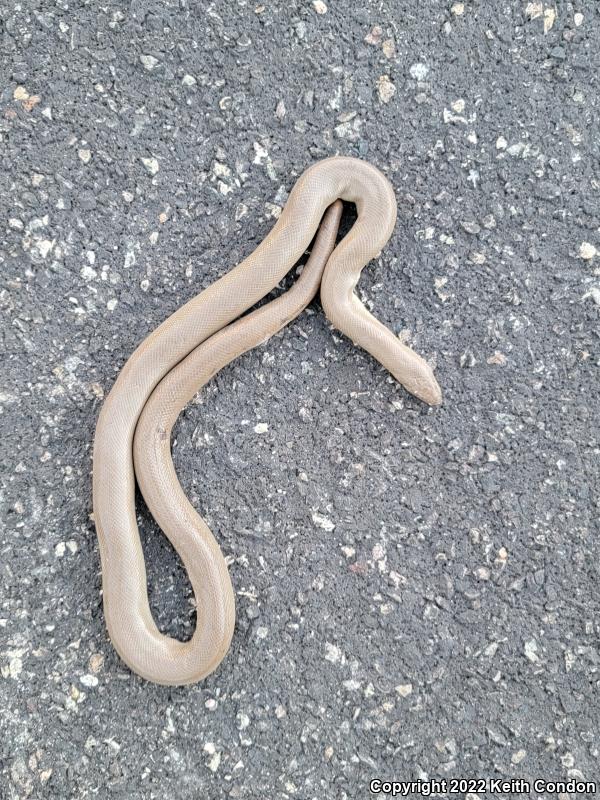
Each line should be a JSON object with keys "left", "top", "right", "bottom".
{"left": 78, "top": 148, "right": 91, "bottom": 164}
{"left": 579, "top": 242, "right": 597, "bottom": 260}
{"left": 543, "top": 8, "right": 556, "bottom": 33}
{"left": 141, "top": 156, "right": 159, "bottom": 175}
{"left": 324, "top": 642, "right": 342, "bottom": 663}
{"left": 311, "top": 512, "right": 335, "bottom": 531}
{"left": 37, "top": 239, "right": 54, "bottom": 259}
{"left": 507, "top": 142, "right": 525, "bottom": 156}
{"left": 236, "top": 712, "right": 250, "bottom": 730}
{"left": 265, "top": 202, "right": 282, "bottom": 219}
{"left": 252, "top": 141, "right": 269, "bottom": 165}
{"left": 9, "top": 656, "right": 23, "bottom": 678}
{"left": 203, "top": 743, "right": 221, "bottom": 772}
{"left": 80, "top": 674, "right": 99, "bottom": 688}
{"left": 207, "top": 753, "right": 220, "bottom": 772}
{"left": 253, "top": 422, "right": 268, "bottom": 434}
{"left": 524, "top": 639, "right": 539, "bottom": 663}
{"left": 312, "top": 0, "right": 327, "bottom": 13}
{"left": 372, "top": 542, "right": 385, "bottom": 561}
{"left": 81, "top": 265, "right": 97, "bottom": 280}
{"left": 213, "top": 161, "right": 231, "bottom": 178}
{"left": 525, "top": 2, "right": 543, "bottom": 20}
{"left": 140, "top": 55, "right": 158, "bottom": 70}
{"left": 396, "top": 683, "right": 413, "bottom": 697}
{"left": 470, "top": 251, "right": 486, "bottom": 265}
{"left": 409, "top": 63, "right": 429, "bottom": 80}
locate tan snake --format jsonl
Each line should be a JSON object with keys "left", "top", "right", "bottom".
{"left": 92, "top": 157, "right": 442, "bottom": 685}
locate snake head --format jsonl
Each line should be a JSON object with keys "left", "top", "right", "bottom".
{"left": 395, "top": 362, "right": 443, "bottom": 406}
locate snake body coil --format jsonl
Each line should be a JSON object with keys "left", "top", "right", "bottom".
{"left": 93, "top": 157, "right": 441, "bottom": 685}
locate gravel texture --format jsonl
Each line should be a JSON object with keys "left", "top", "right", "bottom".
{"left": 1, "top": 1, "right": 599, "bottom": 798}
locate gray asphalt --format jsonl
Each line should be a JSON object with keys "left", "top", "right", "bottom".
{"left": 1, "top": 2, "right": 599, "bottom": 798}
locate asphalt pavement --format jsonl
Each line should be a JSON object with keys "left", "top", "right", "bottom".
{"left": 1, "top": 1, "right": 599, "bottom": 798}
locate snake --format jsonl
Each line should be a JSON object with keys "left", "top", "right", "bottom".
{"left": 92, "top": 156, "right": 442, "bottom": 686}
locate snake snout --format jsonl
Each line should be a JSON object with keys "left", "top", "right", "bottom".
{"left": 399, "top": 365, "right": 443, "bottom": 407}
{"left": 421, "top": 379, "right": 443, "bottom": 406}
